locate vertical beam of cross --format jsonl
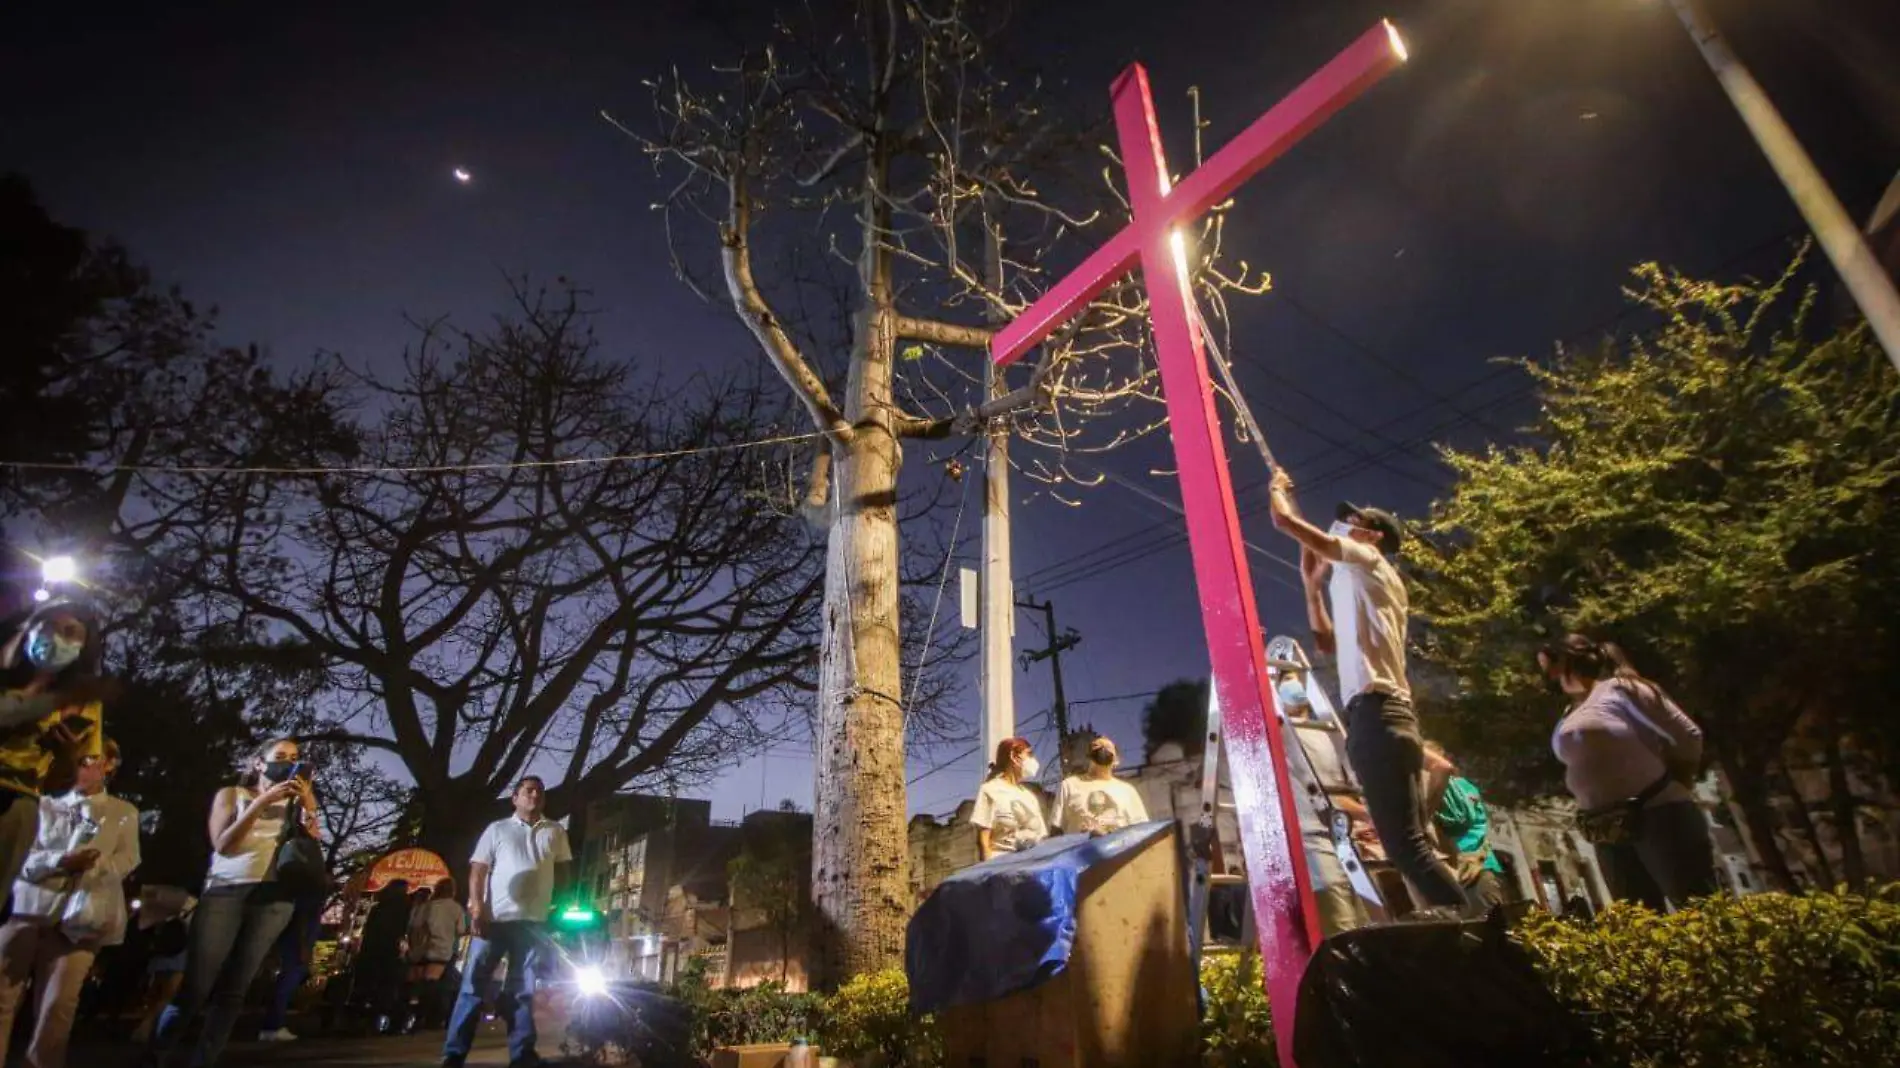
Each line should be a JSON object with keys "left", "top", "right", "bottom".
{"left": 990, "top": 24, "right": 1407, "bottom": 1067}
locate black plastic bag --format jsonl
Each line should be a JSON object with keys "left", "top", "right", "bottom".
{"left": 1293, "top": 912, "right": 1601, "bottom": 1068}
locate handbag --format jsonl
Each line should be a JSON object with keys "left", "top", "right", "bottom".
{"left": 1575, "top": 773, "right": 1673, "bottom": 847}
{"left": 273, "top": 799, "right": 329, "bottom": 896}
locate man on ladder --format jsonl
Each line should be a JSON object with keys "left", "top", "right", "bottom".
{"left": 1265, "top": 471, "right": 1469, "bottom": 918}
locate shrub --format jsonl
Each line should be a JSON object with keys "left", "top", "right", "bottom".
{"left": 1517, "top": 888, "right": 1900, "bottom": 1067}
{"left": 1199, "top": 948, "right": 1276, "bottom": 1068}
{"left": 821, "top": 969, "right": 943, "bottom": 1068}
{"left": 671, "top": 958, "right": 825, "bottom": 1055}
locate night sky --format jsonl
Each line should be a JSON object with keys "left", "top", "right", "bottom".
{"left": 6, "top": 0, "right": 1897, "bottom": 820}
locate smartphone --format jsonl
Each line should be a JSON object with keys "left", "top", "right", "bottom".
{"left": 292, "top": 762, "right": 313, "bottom": 780}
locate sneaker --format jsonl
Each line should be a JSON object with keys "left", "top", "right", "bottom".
{"left": 256, "top": 1028, "right": 300, "bottom": 1042}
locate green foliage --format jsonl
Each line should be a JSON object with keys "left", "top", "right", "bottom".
{"left": 1517, "top": 889, "right": 1900, "bottom": 1067}
{"left": 821, "top": 969, "right": 943, "bottom": 1068}
{"left": 1199, "top": 949, "right": 1276, "bottom": 1068}
{"left": 1414, "top": 254, "right": 1900, "bottom": 807}
{"left": 673, "top": 958, "right": 826, "bottom": 1054}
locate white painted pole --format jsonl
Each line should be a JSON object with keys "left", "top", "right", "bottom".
{"left": 979, "top": 360, "right": 1015, "bottom": 776}
{"left": 1664, "top": 0, "right": 1900, "bottom": 373}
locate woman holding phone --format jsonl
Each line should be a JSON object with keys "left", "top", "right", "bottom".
{"left": 145, "top": 737, "right": 320, "bottom": 1068}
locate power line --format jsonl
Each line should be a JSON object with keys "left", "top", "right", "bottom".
{"left": 1017, "top": 225, "right": 1808, "bottom": 599}
{"left": 0, "top": 430, "right": 825, "bottom": 478}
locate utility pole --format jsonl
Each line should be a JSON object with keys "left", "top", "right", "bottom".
{"left": 1016, "top": 596, "right": 1081, "bottom": 761}
{"left": 978, "top": 211, "right": 1017, "bottom": 774}
{"left": 1663, "top": 0, "right": 1900, "bottom": 373}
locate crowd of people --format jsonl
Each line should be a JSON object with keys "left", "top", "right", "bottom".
{"left": 0, "top": 596, "right": 579, "bottom": 1068}
{"left": 962, "top": 476, "right": 1723, "bottom": 929}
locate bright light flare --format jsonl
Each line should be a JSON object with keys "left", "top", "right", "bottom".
{"left": 40, "top": 556, "right": 76, "bottom": 585}
{"left": 31, "top": 589, "right": 50, "bottom": 604}
{"left": 574, "top": 964, "right": 610, "bottom": 998}
{"left": 453, "top": 167, "right": 473, "bottom": 184}
{"left": 1170, "top": 231, "right": 1191, "bottom": 277}
{"left": 1384, "top": 19, "right": 1409, "bottom": 63}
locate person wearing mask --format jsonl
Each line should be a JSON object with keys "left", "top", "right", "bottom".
{"left": 971, "top": 738, "right": 1048, "bottom": 861}
{"left": 1267, "top": 472, "right": 1468, "bottom": 917}
{"left": 1054, "top": 736, "right": 1149, "bottom": 836}
{"left": 0, "top": 604, "right": 112, "bottom": 904}
{"left": 1276, "top": 677, "right": 1373, "bottom": 936}
{"left": 145, "top": 737, "right": 321, "bottom": 1068}
{"left": 0, "top": 739, "right": 138, "bottom": 1068}
{"left": 407, "top": 876, "right": 466, "bottom": 1030}
{"left": 441, "top": 776, "right": 571, "bottom": 1068}
{"left": 1539, "top": 635, "right": 1717, "bottom": 910}
{"left": 1420, "top": 742, "right": 1506, "bottom": 913}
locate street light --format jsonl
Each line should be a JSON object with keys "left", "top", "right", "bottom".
{"left": 1660, "top": 0, "right": 1900, "bottom": 372}
{"left": 39, "top": 555, "right": 77, "bottom": 587}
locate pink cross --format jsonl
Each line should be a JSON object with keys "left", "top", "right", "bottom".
{"left": 991, "top": 22, "right": 1406, "bottom": 1066}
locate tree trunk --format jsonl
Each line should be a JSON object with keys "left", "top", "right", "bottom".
{"left": 1819, "top": 706, "right": 1869, "bottom": 888}
{"left": 1776, "top": 757, "right": 1835, "bottom": 888}
{"left": 1716, "top": 749, "right": 1797, "bottom": 891}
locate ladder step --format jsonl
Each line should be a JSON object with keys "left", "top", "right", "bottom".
{"left": 1289, "top": 718, "right": 1343, "bottom": 734}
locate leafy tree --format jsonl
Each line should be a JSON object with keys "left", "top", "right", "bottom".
{"left": 729, "top": 816, "right": 810, "bottom": 984}
{"left": 1141, "top": 678, "right": 1212, "bottom": 763}
{"left": 1414, "top": 254, "right": 1900, "bottom": 888}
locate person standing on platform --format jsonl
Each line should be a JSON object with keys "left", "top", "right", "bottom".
{"left": 1266, "top": 471, "right": 1468, "bottom": 916}
{"left": 971, "top": 738, "right": 1048, "bottom": 861}
{"left": 1421, "top": 742, "right": 1506, "bottom": 913}
{"left": 441, "top": 776, "right": 571, "bottom": 1068}
{"left": 1055, "top": 736, "right": 1149, "bottom": 836}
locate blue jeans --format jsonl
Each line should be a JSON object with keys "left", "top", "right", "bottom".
{"left": 443, "top": 921, "right": 552, "bottom": 1064}
{"left": 149, "top": 882, "right": 295, "bottom": 1067}
{"left": 259, "top": 894, "right": 325, "bottom": 1032}
{"left": 1343, "top": 692, "right": 1467, "bottom": 910}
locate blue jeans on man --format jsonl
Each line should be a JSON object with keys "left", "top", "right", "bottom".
{"left": 442, "top": 920, "right": 551, "bottom": 1066}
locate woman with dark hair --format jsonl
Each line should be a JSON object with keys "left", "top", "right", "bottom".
{"left": 0, "top": 603, "right": 113, "bottom": 902}
{"left": 971, "top": 737, "right": 1047, "bottom": 861}
{"left": 356, "top": 879, "right": 412, "bottom": 1030}
{"left": 145, "top": 737, "right": 321, "bottom": 1067}
{"left": 1539, "top": 634, "right": 1719, "bottom": 910}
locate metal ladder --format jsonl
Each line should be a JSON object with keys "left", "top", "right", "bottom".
{"left": 1186, "top": 636, "right": 1393, "bottom": 963}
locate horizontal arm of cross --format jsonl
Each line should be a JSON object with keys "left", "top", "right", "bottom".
{"left": 988, "top": 20, "right": 1407, "bottom": 368}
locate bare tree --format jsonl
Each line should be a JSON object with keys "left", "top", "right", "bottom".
{"left": 628, "top": 0, "right": 1261, "bottom": 975}
{"left": 141, "top": 286, "right": 828, "bottom": 863}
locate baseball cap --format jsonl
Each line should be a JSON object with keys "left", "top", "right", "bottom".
{"left": 1336, "top": 502, "right": 1403, "bottom": 554}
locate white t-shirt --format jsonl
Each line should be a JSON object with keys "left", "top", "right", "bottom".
{"left": 1328, "top": 538, "right": 1411, "bottom": 703}
{"left": 472, "top": 815, "right": 572, "bottom": 922}
{"left": 1055, "top": 775, "right": 1149, "bottom": 835}
{"left": 970, "top": 779, "right": 1047, "bottom": 853}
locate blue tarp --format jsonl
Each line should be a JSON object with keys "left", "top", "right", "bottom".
{"left": 905, "top": 820, "right": 1176, "bottom": 1016}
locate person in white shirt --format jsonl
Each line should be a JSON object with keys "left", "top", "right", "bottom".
{"left": 147, "top": 736, "right": 322, "bottom": 1068}
{"left": 971, "top": 737, "right": 1048, "bottom": 860}
{"left": 0, "top": 738, "right": 138, "bottom": 1068}
{"left": 1268, "top": 471, "right": 1467, "bottom": 915}
{"left": 1055, "top": 736, "right": 1149, "bottom": 836}
{"left": 441, "top": 776, "right": 571, "bottom": 1068}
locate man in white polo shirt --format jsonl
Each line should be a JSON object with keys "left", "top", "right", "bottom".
{"left": 442, "top": 776, "right": 572, "bottom": 1068}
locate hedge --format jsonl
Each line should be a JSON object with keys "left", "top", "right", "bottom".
{"left": 657, "top": 889, "right": 1899, "bottom": 1067}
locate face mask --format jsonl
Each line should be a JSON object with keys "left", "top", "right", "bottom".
{"left": 1019, "top": 756, "right": 1040, "bottom": 779}
{"left": 1328, "top": 520, "right": 1355, "bottom": 539}
{"left": 1277, "top": 679, "right": 1309, "bottom": 711}
{"left": 1089, "top": 746, "right": 1115, "bottom": 767}
{"left": 24, "top": 623, "right": 82, "bottom": 673}
{"left": 263, "top": 760, "right": 298, "bottom": 784}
